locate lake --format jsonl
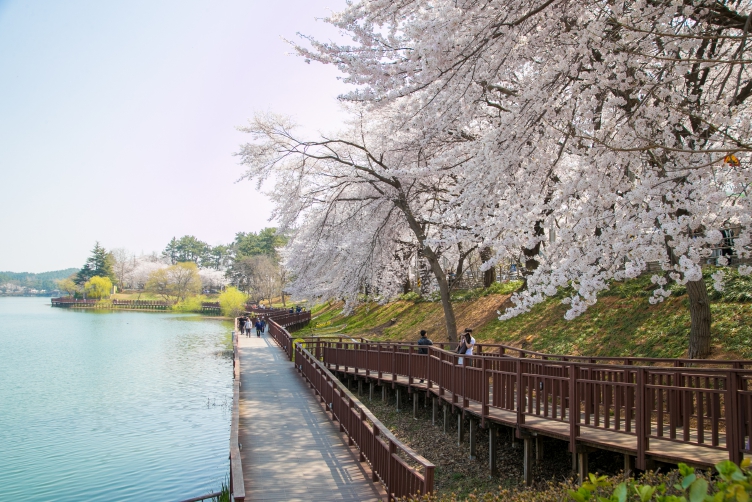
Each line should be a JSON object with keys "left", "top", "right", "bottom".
{"left": 0, "top": 297, "right": 233, "bottom": 501}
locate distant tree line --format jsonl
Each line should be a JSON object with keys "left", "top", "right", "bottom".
{"left": 0, "top": 268, "right": 78, "bottom": 293}
{"left": 55, "top": 228, "right": 290, "bottom": 306}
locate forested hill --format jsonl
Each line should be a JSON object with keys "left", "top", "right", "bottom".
{"left": 0, "top": 269, "right": 77, "bottom": 291}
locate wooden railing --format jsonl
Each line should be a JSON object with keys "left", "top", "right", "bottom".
{"left": 266, "top": 319, "right": 435, "bottom": 500}
{"left": 51, "top": 297, "right": 223, "bottom": 313}
{"left": 230, "top": 325, "right": 245, "bottom": 502}
{"left": 312, "top": 337, "right": 752, "bottom": 369}
{"left": 309, "top": 340, "right": 752, "bottom": 470}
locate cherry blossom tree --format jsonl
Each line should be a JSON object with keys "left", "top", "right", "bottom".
{"left": 237, "top": 111, "right": 485, "bottom": 342}
{"left": 285, "top": 0, "right": 752, "bottom": 358}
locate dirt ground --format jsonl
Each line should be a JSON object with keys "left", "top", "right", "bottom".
{"left": 350, "top": 383, "right": 625, "bottom": 498}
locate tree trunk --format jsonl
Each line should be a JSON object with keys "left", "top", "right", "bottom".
{"left": 396, "top": 195, "right": 458, "bottom": 342}
{"left": 424, "top": 251, "right": 459, "bottom": 343}
{"left": 686, "top": 279, "right": 711, "bottom": 359}
{"left": 403, "top": 278, "right": 411, "bottom": 294}
{"left": 480, "top": 247, "right": 496, "bottom": 288}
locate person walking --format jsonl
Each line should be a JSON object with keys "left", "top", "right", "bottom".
{"left": 243, "top": 318, "right": 252, "bottom": 338}
{"left": 417, "top": 330, "right": 433, "bottom": 383}
{"left": 255, "top": 319, "right": 263, "bottom": 337}
{"left": 260, "top": 318, "right": 267, "bottom": 334}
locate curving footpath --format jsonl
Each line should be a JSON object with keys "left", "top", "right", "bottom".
{"left": 236, "top": 330, "right": 385, "bottom": 501}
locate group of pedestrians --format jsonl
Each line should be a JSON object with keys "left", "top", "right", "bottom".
{"left": 415, "top": 327, "right": 476, "bottom": 382}
{"left": 241, "top": 316, "right": 267, "bottom": 338}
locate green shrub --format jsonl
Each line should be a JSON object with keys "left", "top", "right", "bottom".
{"left": 400, "top": 460, "right": 752, "bottom": 502}
{"left": 398, "top": 291, "right": 423, "bottom": 302}
{"left": 172, "top": 295, "right": 205, "bottom": 313}
{"left": 452, "top": 281, "right": 524, "bottom": 301}
{"left": 219, "top": 287, "right": 247, "bottom": 317}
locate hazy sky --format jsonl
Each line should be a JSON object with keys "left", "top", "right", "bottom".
{"left": 0, "top": 0, "right": 350, "bottom": 272}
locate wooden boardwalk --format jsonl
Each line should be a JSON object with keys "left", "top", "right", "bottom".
{"left": 237, "top": 331, "right": 385, "bottom": 501}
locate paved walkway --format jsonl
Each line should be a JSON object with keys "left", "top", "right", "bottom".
{"left": 237, "top": 331, "right": 384, "bottom": 502}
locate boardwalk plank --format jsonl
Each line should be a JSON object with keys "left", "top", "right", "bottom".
{"left": 237, "top": 333, "right": 385, "bottom": 501}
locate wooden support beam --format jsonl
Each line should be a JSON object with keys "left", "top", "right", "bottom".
{"left": 382, "top": 384, "right": 387, "bottom": 403}
{"left": 536, "top": 436, "right": 543, "bottom": 464}
{"left": 369, "top": 381, "right": 374, "bottom": 402}
{"left": 469, "top": 418, "right": 477, "bottom": 460}
{"left": 443, "top": 405, "right": 449, "bottom": 434}
{"left": 358, "top": 379, "right": 363, "bottom": 397}
{"left": 523, "top": 437, "right": 534, "bottom": 486}
{"left": 624, "top": 454, "right": 634, "bottom": 476}
{"left": 413, "top": 393, "right": 418, "bottom": 419}
{"left": 432, "top": 397, "right": 438, "bottom": 426}
{"left": 577, "top": 450, "right": 589, "bottom": 485}
{"left": 489, "top": 425, "right": 498, "bottom": 477}
{"left": 396, "top": 388, "right": 401, "bottom": 411}
{"left": 457, "top": 414, "right": 466, "bottom": 446}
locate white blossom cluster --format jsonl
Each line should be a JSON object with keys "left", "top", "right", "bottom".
{"left": 241, "top": 0, "right": 752, "bottom": 320}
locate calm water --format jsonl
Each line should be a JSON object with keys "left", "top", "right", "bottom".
{"left": 0, "top": 297, "right": 233, "bottom": 501}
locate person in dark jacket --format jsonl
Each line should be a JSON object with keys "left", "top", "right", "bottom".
{"left": 417, "top": 330, "right": 433, "bottom": 383}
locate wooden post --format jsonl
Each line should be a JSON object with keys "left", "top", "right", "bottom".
{"left": 523, "top": 437, "right": 534, "bottom": 486}
{"left": 535, "top": 436, "right": 543, "bottom": 463}
{"left": 489, "top": 424, "right": 498, "bottom": 477}
{"left": 396, "top": 387, "right": 401, "bottom": 411}
{"left": 358, "top": 379, "right": 363, "bottom": 397}
{"left": 457, "top": 414, "right": 465, "bottom": 445}
{"left": 469, "top": 418, "right": 477, "bottom": 460}
{"left": 444, "top": 405, "right": 449, "bottom": 434}
{"left": 382, "top": 384, "right": 387, "bottom": 403}
{"left": 577, "top": 450, "right": 589, "bottom": 485}
{"left": 624, "top": 454, "right": 634, "bottom": 476}
{"left": 432, "top": 396, "right": 438, "bottom": 426}
{"left": 636, "top": 368, "right": 647, "bottom": 470}
{"left": 369, "top": 381, "right": 374, "bottom": 402}
{"left": 413, "top": 393, "right": 419, "bottom": 419}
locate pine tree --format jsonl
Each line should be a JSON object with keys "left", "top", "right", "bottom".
{"left": 75, "top": 242, "right": 115, "bottom": 284}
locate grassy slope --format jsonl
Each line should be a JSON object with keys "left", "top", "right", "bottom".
{"left": 308, "top": 273, "right": 752, "bottom": 359}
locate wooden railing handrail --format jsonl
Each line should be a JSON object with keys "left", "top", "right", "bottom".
{"left": 311, "top": 338, "right": 752, "bottom": 471}
{"left": 304, "top": 337, "right": 752, "bottom": 368}
{"left": 229, "top": 323, "right": 245, "bottom": 502}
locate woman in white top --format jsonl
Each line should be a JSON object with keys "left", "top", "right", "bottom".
{"left": 457, "top": 330, "right": 476, "bottom": 365}
{"left": 464, "top": 330, "right": 476, "bottom": 356}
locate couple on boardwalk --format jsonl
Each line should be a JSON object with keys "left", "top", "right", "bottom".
{"left": 242, "top": 317, "right": 266, "bottom": 337}
{"left": 415, "top": 327, "right": 475, "bottom": 382}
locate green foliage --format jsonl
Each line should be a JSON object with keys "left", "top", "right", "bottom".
{"left": 401, "top": 460, "right": 752, "bottom": 502}
{"left": 452, "top": 281, "right": 524, "bottom": 301}
{"left": 162, "top": 235, "right": 210, "bottom": 265}
{"left": 567, "top": 460, "right": 752, "bottom": 502}
{"left": 233, "top": 227, "right": 286, "bottom": 260}
{"left": 145, "top": 262, "right": 202, "bottom": 302}
{"left": 172, "top": 295, "right": 206, "bottom": 313}
{"left": 398, "top": 291, "right": 423, "bottom": 302}
{"left": 55, "top": 277, "right": 80, "bottom": 296}
{"left": 76, "top": 242, "right": 115, "bottom": 285}
{"left": 84, "top": 276, "right": 112, "bottom": 299}
{"left": 211, "top": 474, "right": 230, "bottom": 502}
{"left": 219, "top": 287, "right": 247, "bottom": 317}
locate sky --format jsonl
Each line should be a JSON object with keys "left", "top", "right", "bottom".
{"left": 0, "top": 0, "right": 351, "bottom": 273}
